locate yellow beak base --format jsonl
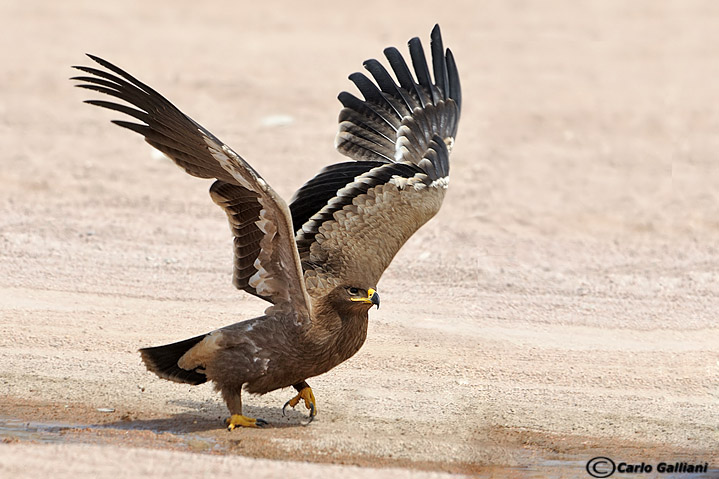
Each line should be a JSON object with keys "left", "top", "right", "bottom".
{"left": 351, "top": 288, "right": 380, "bottom": 308}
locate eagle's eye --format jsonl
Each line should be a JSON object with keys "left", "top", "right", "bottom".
{"left": 348, "top": 287, "right": 360, "bottom": 295}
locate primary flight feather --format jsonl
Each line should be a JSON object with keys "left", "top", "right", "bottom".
{"left": 72, "top": 24, "right": 461, "bottom": 428}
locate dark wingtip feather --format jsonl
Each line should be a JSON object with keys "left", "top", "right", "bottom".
{"left": 430, "top": 24, "right": 449, "bottom": 101}
{"left": 363, "top": 58, "right": 414, "bottom": 114}
{"left": 349, "top": 72, "right": 385, "bottom": 104}
{"left": 334, "top": 26, "right": 461, "bottom": 171}
{"left": 337, "top": 90, "right": 363, "bottom": 109}
{"left": 383, "top": 46, "right": 422, "bottom": 104}
{"left": 73, "top": 83, "right": 117, "bottom": 96}
{"left": 111, "top": 119, "right": 150, "bottom": 136}
{"left": 80, "top": 54, "right": 168, "bottom": 101}
{"left": 85, "top": 53, "right": 113, "bottom": 69}
{"left": 362, "top": 59, "right": 393, "bottom": 92}
{"left": 446, "top": 48, "right": 462, "bottom": 111}
{"left": 408, "top": 37, "right": 437, "bottom": 105}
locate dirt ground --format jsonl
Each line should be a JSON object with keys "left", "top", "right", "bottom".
{"left": 1, "top": 1, "right": 718, "bottom": 477}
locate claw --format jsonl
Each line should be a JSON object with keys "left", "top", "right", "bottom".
{"left": 304, "top": 402, "right": 316, "bottom": 425}
{"left": 282, "top": 399, "right": 293, "bottom": 416}
{"left": 282, "top": 386, "right": 317, "bottom": 422}
{"left": 224, "top": 414, "right": 268, "bottom": 430}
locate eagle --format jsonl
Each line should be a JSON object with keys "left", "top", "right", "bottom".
{"left": 72, "top": 24, "right": 461, "bottom": 429}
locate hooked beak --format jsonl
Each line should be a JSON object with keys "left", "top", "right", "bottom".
{"left": 369, "top": 288, "right": 380, "bottom": 309}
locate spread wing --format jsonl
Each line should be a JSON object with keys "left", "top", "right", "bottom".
{"left": 72, "top": 55, "right": 310, "bottom": 318}
{"left": 290, "top": 24, "right": 461, "bottom": 293}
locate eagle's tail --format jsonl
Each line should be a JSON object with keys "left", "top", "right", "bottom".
{"left": 139, "top": 334, "right": 208, "bottom": 385}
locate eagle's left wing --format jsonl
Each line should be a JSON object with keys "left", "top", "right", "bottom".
{"left": 290, "top": 24, "right": 461, "bottom": 293}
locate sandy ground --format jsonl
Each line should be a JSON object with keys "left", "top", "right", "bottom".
{"left": 1, "top": 0, "right": 718, "bottom": 477}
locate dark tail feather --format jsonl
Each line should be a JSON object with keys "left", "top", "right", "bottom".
{"left": 139, "top": 334, "right": 208, "bottom": 385}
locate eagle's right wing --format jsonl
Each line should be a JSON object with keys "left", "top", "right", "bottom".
{"left": 72, "top": 56, "right": 311, "bottom": 318}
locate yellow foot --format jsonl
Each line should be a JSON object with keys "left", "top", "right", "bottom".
{"left": 224, "top": 414, "right": 268, "bottom": 431}
{"left": 282, "top": 386, "right": 317, "bottom": 423}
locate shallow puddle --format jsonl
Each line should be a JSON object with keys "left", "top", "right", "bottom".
{"left": 0, "top": 417, "right": 70, "bottom": 443}
{"left": 1, "top": 417, "right": 716, "bottom": 478}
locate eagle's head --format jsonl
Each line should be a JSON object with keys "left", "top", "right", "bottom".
{"left": 347, "top": 286, "right": 380, "bottom": 309}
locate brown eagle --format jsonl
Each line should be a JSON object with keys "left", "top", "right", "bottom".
{"left": 72, "top": 24, "right": 461, "bottom": 429}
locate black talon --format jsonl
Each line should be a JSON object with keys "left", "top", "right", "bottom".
{"left": 302, "top": 405, "right": 316, "bottom": 426}
{"left": 282, "top": 399, "right": 292, "bottom": 416}
{"left": 256, "top": 418, "right": 269, "bottom": 427}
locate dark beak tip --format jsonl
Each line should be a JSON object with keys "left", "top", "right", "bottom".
{"left": 370, "top": 291, "right": 380, "bottom": 309}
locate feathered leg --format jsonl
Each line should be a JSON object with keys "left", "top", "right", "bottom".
{"left": 283, "top": 380, "right": 317, "bottom": 423}
{"left": 222, "top": 385, "right": 268, "bottom": 430}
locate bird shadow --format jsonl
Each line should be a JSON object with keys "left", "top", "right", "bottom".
{"left": 97, "top": 399, "right": 310, "bottom": 434}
